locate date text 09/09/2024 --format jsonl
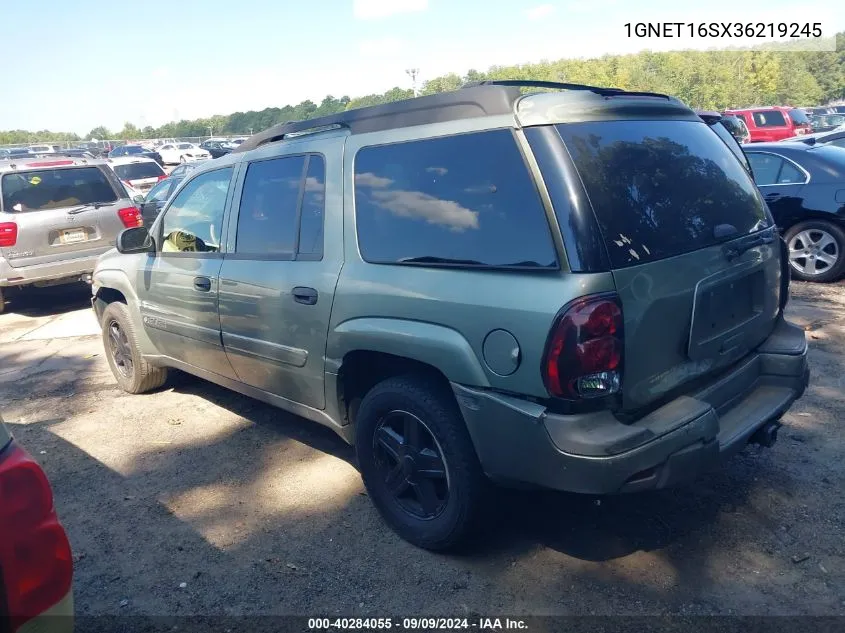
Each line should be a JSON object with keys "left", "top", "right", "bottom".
{"left": 624, "top": 22, "right": 823, "bottom": 38}
{"left": 308, "top": 618, "right": 528, "bottom": 630}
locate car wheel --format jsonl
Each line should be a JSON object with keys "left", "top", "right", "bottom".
{"left": 785, "top": 220, "right": 845, "bottom": 283}
{"left": 355, "top": 375, "right": 489, "bottom": 551}
{"left": 101, "top": 301, "right": 167, "bottom": 394}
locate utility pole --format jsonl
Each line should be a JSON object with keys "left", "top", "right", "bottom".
{"left": 406, "top": 68, "right": 420, "bottom": 96}
{"left": 207, "top": 126, "right": 213, "bottom": 139}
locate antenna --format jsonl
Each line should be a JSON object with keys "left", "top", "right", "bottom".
{"left": 406, "top": 68, "right": 420, "bottom": 97}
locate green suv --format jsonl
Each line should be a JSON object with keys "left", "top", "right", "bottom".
{"left": 91, "top": 81, "right": 810, "bottom": 551}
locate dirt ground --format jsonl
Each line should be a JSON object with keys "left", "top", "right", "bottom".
{"left": 0, "top": 280, "right": 843, "bottom": 617}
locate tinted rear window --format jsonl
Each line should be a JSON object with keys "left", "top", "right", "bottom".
{"left": 114, "top": 162, "right": 165, "bottom": 181}
{"left": 354, "top": 129, "right": 557, "bottom": 269}
{"left": 753, "top": 110, "right": 787, "bottom": 127}
{"left": 1, "top": 166, "right": 118, "bottom": 213}
{"left": 788, "top": 109, "right": 810, "bottom": 125}
{"left": 557, "top": 120, "right": 769, "bottom": 269}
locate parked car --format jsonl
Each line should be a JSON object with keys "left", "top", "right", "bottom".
{"left": 108, "top": 145, "right": 164, "bottom": 167}
{"left": 808, "top": 113, "right": 845, "bottom": 133}
{"left": 801, "top": 106, "right": 835, "bottom": 116}
{"left": 720, "top": 114, "right": 751, "bottom": 144}
{"left": 2, "top": 148, "right": 34, "bottom": 160}
{"left": 199, "top": 140, "right": 232, "bottom": 159}
{"left": 108, "top": 157, "right": 167, "bottom": 195}
{"left": 725, "top": 106, "right": 813, "bottom": 142}
{"left": 27, "top": 145, "right": 57, "bottom": 155}
{"left": 0, "top": 412, "right": 73, "bottom": 631}
{"left": 92, "top": 81, "right": 809, "bottom": 551}
{"left": 779, "top": 128, "right": 845, "bottom": 149}
{"left": 157, "top": 143, "right": 211, "bottom": 165}
{"left": 0, "top": 156, "right": 142, "bottom": 313}
{"left": 744, "top": 142, "right": 845, "bottom": 283}
{"left": 137, "top": 162, "right": 207, "bottom": 226}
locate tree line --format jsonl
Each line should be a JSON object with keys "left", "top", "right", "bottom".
{"left": 2, "top": 32, "right": 842, "bottom": 145}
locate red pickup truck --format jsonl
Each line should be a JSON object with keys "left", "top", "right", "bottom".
{"left": 724, "top": 106, "right": 813, "bottom": 142}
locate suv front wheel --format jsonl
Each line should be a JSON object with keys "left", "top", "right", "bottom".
{"left": 355, "top": 375, "right": 488, "bottom": 551}
{"left": 101, "top": 302, "right": 168, "bottom": 394}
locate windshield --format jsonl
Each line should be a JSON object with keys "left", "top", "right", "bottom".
{"left": 789, "top": 109, "right": 811, "bottom": 125}
{"left": 557, "top": 120, "right": 770, "bottom": 269}
{"left": 177, "top": 143, "right": 193, "bottom": 149}
{"left": 114, "top": 162, "right": 165, "bottom": 181}
{"left": 1, "top": 166, "right": 118, "bottom": 212}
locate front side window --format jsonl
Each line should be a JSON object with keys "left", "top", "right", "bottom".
{"left": 236, "top": 155, "right": 305, "bottom": 255}
{"left": 160, "top": 167, "right": 232, "bottom": 253}
{"left": 354, "top": 129, "right": 557, "bottom": 269}
{"left": 753, "top": 111, "right": 787, "bottom": 127}
{"left": 1, "top": 166, "right": 118, "bottom": 212}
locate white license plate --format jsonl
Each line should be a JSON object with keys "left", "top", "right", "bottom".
{"left": 60, "top": 229, "right": 86, "bottom": 244}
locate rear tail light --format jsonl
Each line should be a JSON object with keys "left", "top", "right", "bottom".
{"left": 117, "top": 206, "right": 143, "bottom": 228}
{"left": 542, "top": 294, "right": 624, "bottom": 400}
{"left": 0, "top": 222, "right": 18, "bottom": 247}
{"left": 157, "top": 174, "right": 168, "bottom": 182}
{"left": 0, "top": 442, "right": 73, "bottom": 631}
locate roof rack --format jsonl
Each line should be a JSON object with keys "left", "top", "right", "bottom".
{"left": 232, "top": 84, "right": 524, "bottom": 153}
{"left": 461, "top": 79, "right": 671, "bottom": 100}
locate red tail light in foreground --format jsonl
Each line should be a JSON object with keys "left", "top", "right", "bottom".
{"left": 0, "top": 222, "right": 18, "bottom": 247}
{"left": 117, "top": 206, "right": 143, "bottom": 228}
{"left": 0, "top": 442, "right": 73, "bottom": 631}
{"left": 543, "top": 294, "right": 624, "bottom": 400}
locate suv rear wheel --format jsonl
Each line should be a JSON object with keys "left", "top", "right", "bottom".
{"left": 101, "top": 302, "right": 167, "bottom": 394}
{"left": 355, "top": 375, "right": 488, "bottom": 551}
{"left": 785, "top": 220, "right": 845, "bottom": 283}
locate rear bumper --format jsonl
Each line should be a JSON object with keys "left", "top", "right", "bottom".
{"left": 455, "top": 317, "right": 809, "bottom": 495}
{"left": 0, "top": 253, "right": 105, "bottom": 287}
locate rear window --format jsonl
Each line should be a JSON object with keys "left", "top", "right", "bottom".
{"left": 1, "top": 166, "right": 118, "bottom": 212}
{"left": 557, "top": 120, "right": 769, "bottom": 269}
{"left": 354, "top": 129, "right": 557, "bottom": 269}
{"left": 788, "top": 109, "right": 811, "bottom": 125}
{"left": 177, "top": 144, "right": 193, "bottom": 149}
{"left": 113, "top": 162, "right": 165, "bottom": 181}
{"left": 753, "top": 110, "right": 787, "bottom": 127}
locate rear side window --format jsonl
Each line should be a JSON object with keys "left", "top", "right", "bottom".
{"left": 298, "top": 156, "right": 326, "bottom": 258}
{"left": 788, "top": 109, "right": 810, "bottom": 125}
{"left": 747, "top": 153, "right": 806, "bottom": 185}
{"left": 236, "top": 155, "right": 306, "bottom": 255}
{"left": 1, "top": 166, "right": 118, "bottom": 213}
{"left": 354, "top": 129, "right": 557, "bottom": 269}
{"left": 113, "top": 162, "right": 165, "bottom": 181}
{"left": 557, "top": 120, "right": 769, "bottom": 269}
{"left": 753, "top": 111, "right": 787, "bottom": 127}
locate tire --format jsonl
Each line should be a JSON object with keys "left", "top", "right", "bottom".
{"left": 101, "top": 301, "right": 167, "bottom": 394}
{"left": 355, "top": 375, "right": 488, "bottom": 551}
{"left": 784, "top": 220, "right": 845, "bottom": 283}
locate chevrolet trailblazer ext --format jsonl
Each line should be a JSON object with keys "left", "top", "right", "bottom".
{"left": 90, "top": 81, "right": 810, "bottom": 550}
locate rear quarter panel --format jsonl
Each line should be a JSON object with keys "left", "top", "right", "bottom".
{"left": 327, "top": 119, "right": 617, "bottom": 397}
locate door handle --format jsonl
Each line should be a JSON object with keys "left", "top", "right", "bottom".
{"left": 292, "top": 286, "right": 318, "bottom": 305}
{"left": 193, "top": 276, "right": 212, "bottom": 292}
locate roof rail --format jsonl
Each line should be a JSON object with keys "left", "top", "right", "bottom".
{"left": 461, "top": 79, "right": 670, "bottom": 100}
{"left": 232, "top": 85, "right": 523, "bottom": 154}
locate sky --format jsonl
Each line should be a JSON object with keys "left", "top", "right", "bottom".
{"left": 1, "top": 0, "right": 842, "bottom": 134}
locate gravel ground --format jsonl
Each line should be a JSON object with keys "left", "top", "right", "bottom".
{"left": 0, "top": 280, "right": 843, "bottom": 617}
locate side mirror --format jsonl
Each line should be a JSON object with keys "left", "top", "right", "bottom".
{"left": 116, "top": 226, "right": 154, "bottom": 254}
{"left": 132, "top": 194, "right": 145, "bottom": 206}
